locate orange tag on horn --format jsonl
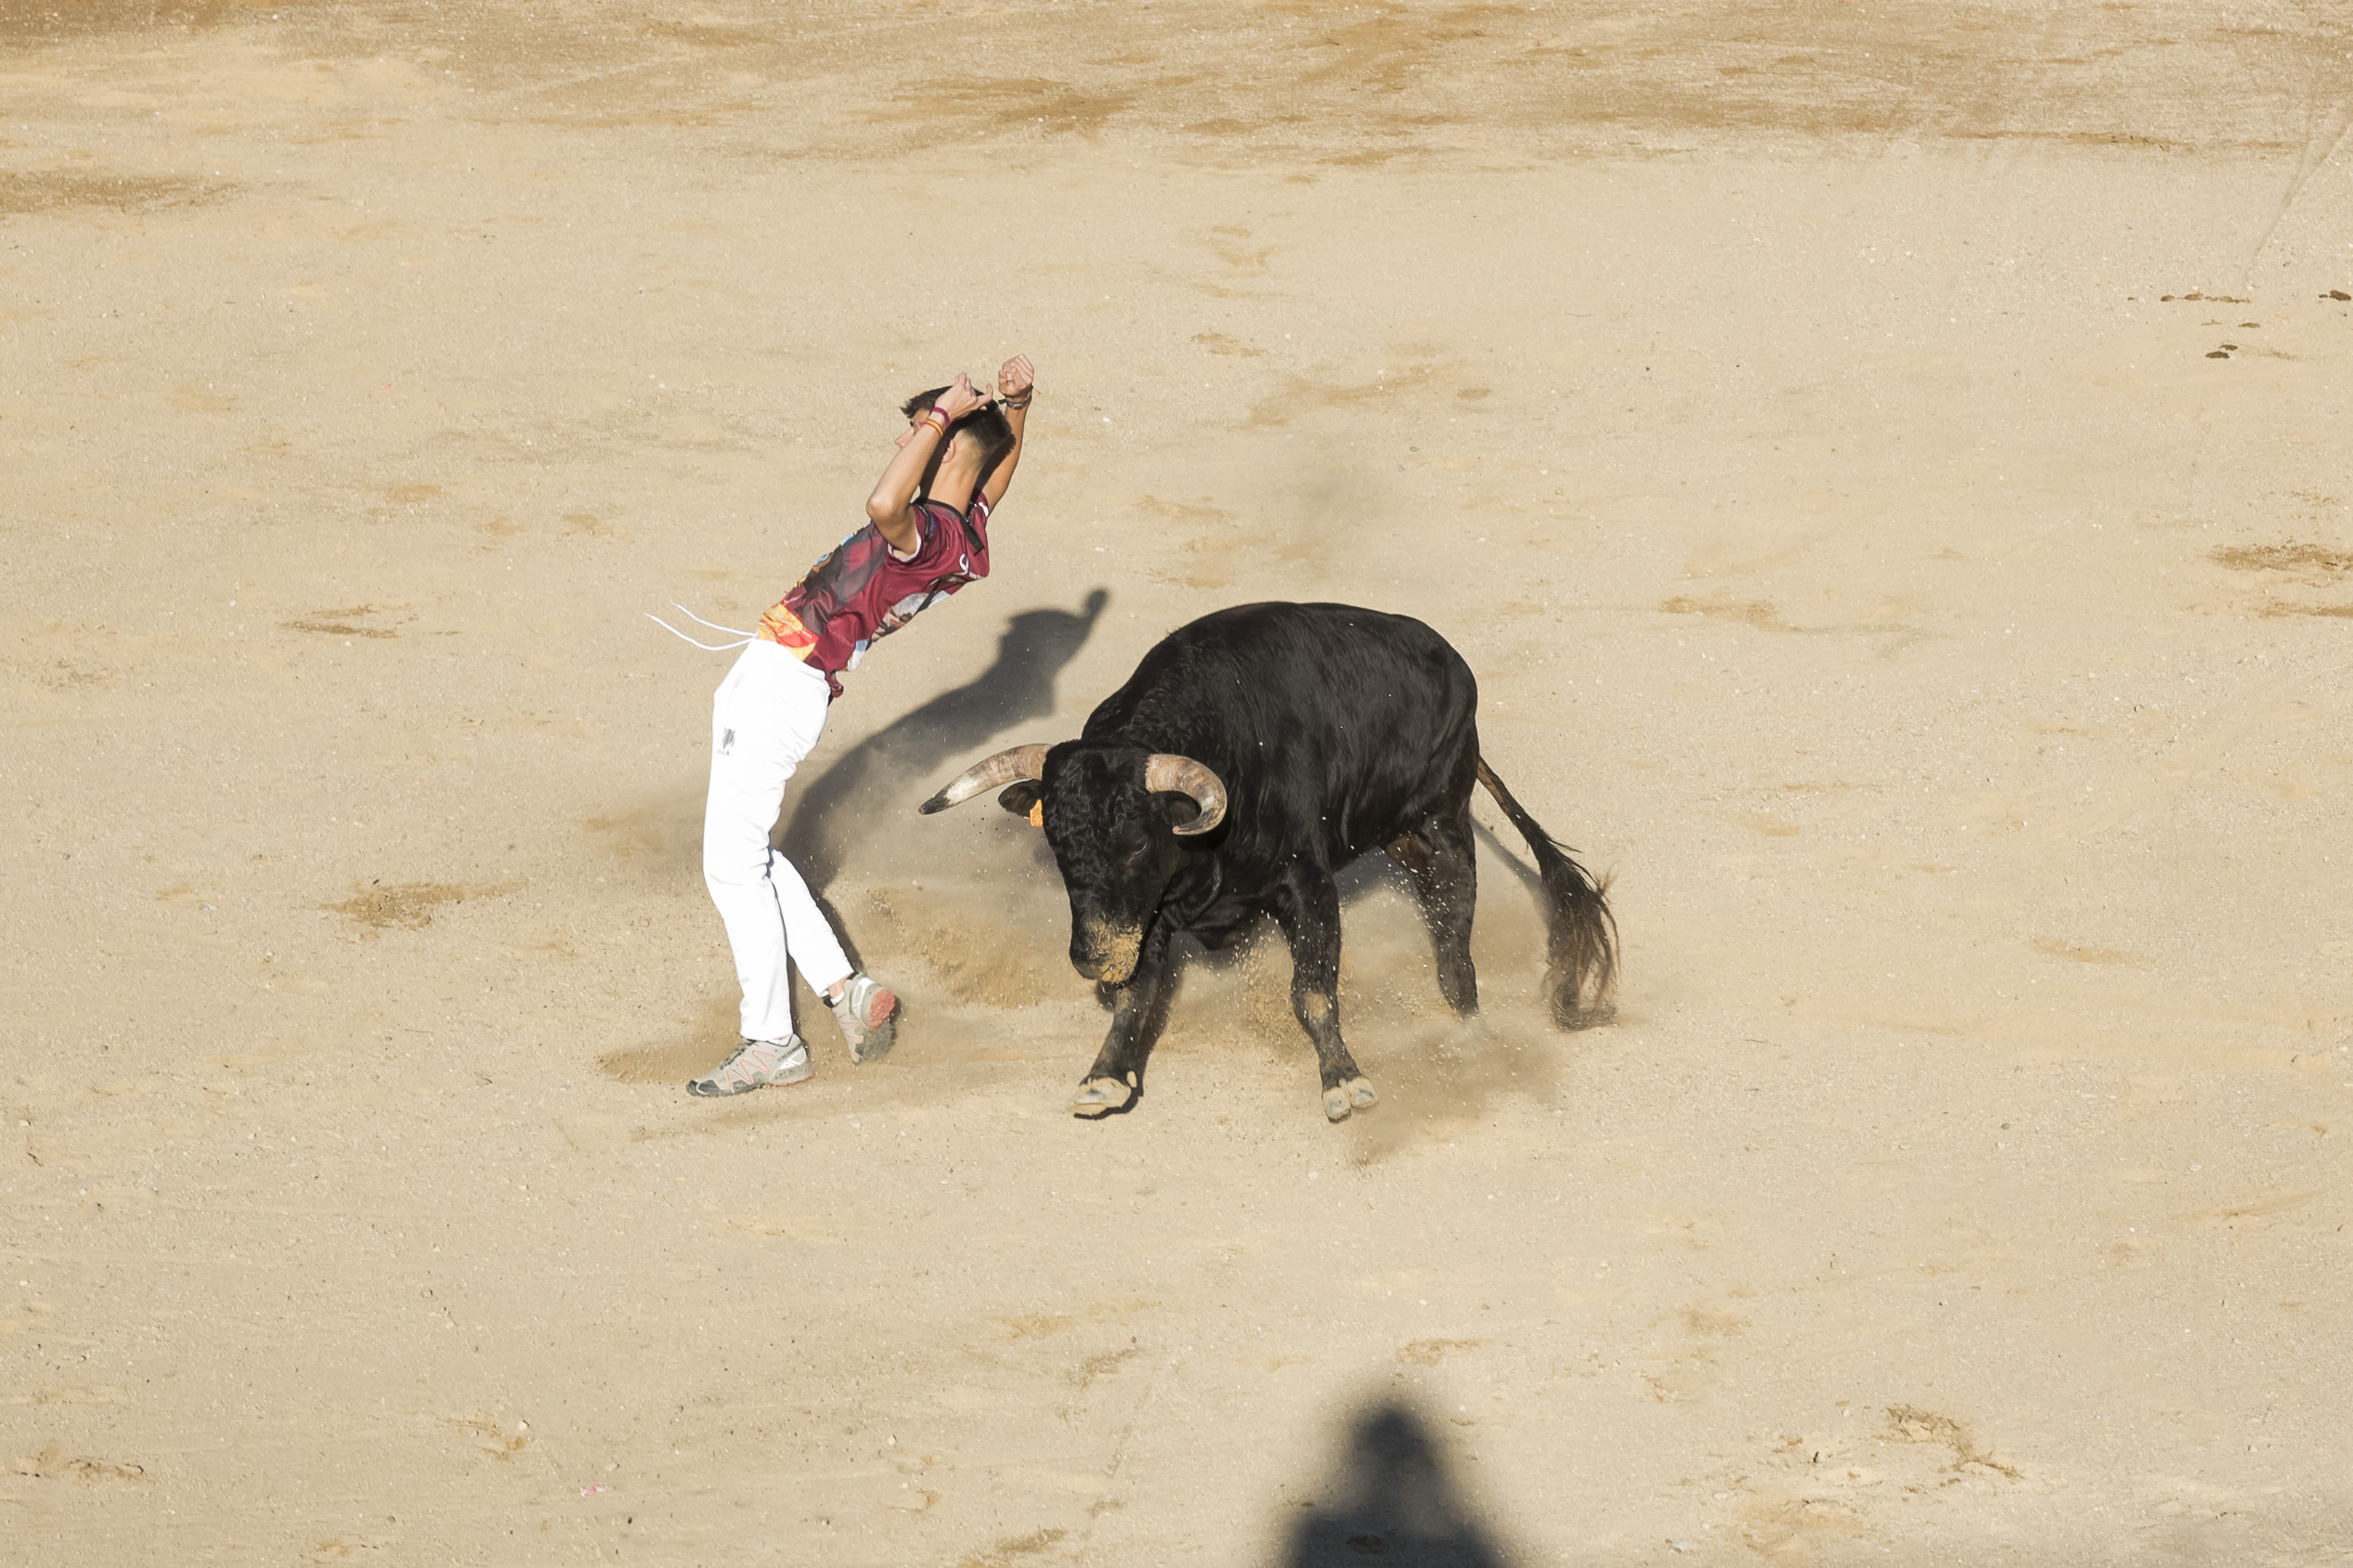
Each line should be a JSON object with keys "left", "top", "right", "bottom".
{"left": 1027, "top": 800, "right": 1046, "bottom": 827}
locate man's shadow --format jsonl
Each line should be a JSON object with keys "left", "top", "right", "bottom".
{"left": 777, "top": 588, "right": 1110, "bottom": 893}
{"left": 1284, "top": 1402, "right": 1512, "bottom": 1568}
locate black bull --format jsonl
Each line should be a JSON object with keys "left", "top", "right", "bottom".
{"left": 919, "top": 602, "right": 1617, "bottom": 1121}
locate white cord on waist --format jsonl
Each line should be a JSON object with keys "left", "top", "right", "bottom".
{"left": 645, "top": 602, "right": 755, "bottom": 651}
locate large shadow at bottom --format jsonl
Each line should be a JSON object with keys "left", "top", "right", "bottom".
{"left": 1285, "top": 1402, "right": 1514, "bottom": 1568}
{"left": 778, "top": 589, "right": 1109, "bottom": 891}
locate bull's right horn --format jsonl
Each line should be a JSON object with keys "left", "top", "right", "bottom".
{"left": 918, "top": 744, "right": 1051, "bottom": 814}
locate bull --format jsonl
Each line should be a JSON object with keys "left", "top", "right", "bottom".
{"left": 918, "top": 602, "right": 1616, "bottom": 1121}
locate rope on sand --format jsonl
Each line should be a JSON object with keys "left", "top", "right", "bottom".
{"left": 645, "top": 602, "right": 754, "bottom": 652}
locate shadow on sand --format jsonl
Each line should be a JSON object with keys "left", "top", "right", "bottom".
{"left": 1284, "top": 1401, "right": 1513, "bottom": 1568}
{"left": 778, "top": 588, "right": 1110, "bottom": 892}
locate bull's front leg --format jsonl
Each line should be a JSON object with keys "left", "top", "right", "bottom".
{"left": 1071, "top": 921, "right": 1175, "bottom": 1119}
{"left": 1271, "top": 864, "right": 1379, "bottom": 1122}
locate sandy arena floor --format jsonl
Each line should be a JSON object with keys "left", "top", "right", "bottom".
{"left": 5, "top": 3, "right": 2352, "bottom": 1563}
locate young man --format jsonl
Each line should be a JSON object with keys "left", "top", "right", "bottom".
{"left": 690, "top": 355, "right": 1035, "bottom": 1096}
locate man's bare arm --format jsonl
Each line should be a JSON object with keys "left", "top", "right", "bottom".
{"left": 982, "top": 355, "right": 1034, "bottom": 511}
{"left": 866, "top": 371, "right": 991, "bottom": 553}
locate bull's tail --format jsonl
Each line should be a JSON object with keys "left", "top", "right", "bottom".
{"left": 1476, "top": 758, "right": 1617, "bottom": 1028}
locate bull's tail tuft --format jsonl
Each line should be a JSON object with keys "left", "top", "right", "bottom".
{"left": 1476, "top": 758, "right": 1617, "bottom": 1028}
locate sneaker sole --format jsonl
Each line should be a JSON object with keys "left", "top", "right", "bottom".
{"left": 686, "top": 1063, "right": 815, "bottom": 1097}
{"left": 851, "top": 1021, "right": 896, "bottom": 1064}
{"left": 850, "top": 989, "right": 898, "bottom": 1065}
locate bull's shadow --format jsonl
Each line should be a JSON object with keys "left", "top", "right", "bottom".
{"left": 1283, "top": 1401, "right": 1514, "bottom": 1568}
{"left": 778, "top": 589, "right": 1110, "bottom": 892}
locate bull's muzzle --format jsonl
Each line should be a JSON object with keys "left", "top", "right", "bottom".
{"left": 1071, "top": 919, "right": 1145, "bottom": 986}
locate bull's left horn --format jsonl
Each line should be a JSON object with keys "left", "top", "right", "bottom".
{"left": 1144, "top": 754, "right": 1228, "bottom": 836}
{"left": 918, "top": 744, "right": 1052, "bottom": 815}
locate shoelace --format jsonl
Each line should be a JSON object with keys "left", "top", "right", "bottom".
{"left": 715, "top": 1039, "right": 798, "bottom": 1079}
{"left": 645, "top": 602, "right": 754, "bottom": 651}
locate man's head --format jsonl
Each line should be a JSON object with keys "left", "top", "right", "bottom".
{"left": 903, "top": 385, "right": 1016, "bottom": 483}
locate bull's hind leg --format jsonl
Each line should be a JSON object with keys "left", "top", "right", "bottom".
{"left": 1270, "top": 864, "right": 1378, "bottom": 1122}
{"left": 1072, "top": 922, "right": 1174, "bottom": 1118}
{"left": 1385, "top": 804, "right": 1479, "bottom": 1017}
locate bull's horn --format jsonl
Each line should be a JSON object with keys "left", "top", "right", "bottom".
{"left": 1144, "top": 754, "right": 1228, "bottom": 836}
{"left": 918, "top": 744, "right": 1051, "bottom": 814}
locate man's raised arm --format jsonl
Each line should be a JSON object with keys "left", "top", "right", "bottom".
{"left": 982, "top": 355, "right": 1034, "bottom": 511}
{"left": 867, "top": 371, "right": 990, "bottom": 552}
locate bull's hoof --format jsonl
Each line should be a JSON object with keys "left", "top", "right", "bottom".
{"left": 1070, "top": 1077, "right": 1134, "bottom": 1119}
{"left": 1322, "top": 1077, "right": 1378, "bottom": 1122}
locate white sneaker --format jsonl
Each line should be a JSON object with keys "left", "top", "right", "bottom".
{"left": 687, "top": 1035, "right": 812, "bottom": 1096}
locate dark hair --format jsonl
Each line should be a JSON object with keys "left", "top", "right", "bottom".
{"left": 903, "top": 385, "right": 1017, "bottom": 486}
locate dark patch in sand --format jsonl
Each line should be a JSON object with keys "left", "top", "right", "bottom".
{"left": 1886, "top": 1405, "right": 2022, "bottom": 1479}
{"left": 8, "top": 1447, "right": 145, "bottom": 1483}
{"left": 2257, "top": 602, "right": 2353, "bottom": 619}
{"left": 953, "top": 1525, "right": 1070, "bottom": 1568}
{"left": 1193, "top": 330, "right": 1265, "bottom": 357}
{"left": 1659, "top": 595, "right": 1791, "bottom": 631}
{"left": 640, "top": 19, "right": 770, "bottom": 48}
{"left": 0, "top": 172, "right": 229, "bottom": 218}
{"left": 879, "top": 76, "right": 1148, "bottom": 142}
{"left": 2031, "top": 936, "right": 2142, "bottom": 966}
{"left": 323, "top": 882, "right": 479, "bottom": 934}
{"left": 2212, "top": 541, "right": 2353, "bottom": 581}
{"left": 2214, "top": 542, "right": 2353, "bottom": 616}
{"left": 284, "top": 604, "right": 400, "bottom": 639}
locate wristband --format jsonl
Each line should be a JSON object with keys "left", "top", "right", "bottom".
{"left": 923, "top": 408, "right": 951, "bottom": 437}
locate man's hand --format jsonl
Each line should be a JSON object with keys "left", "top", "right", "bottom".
{"left": 934, "top": 371, "right": 990, "bottom": 421}
{"left": 997, "top": 355, "right": 1034, "bottom": 403}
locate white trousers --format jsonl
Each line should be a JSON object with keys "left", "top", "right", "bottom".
{"left": 704, "top": 639, "right": 852, "bottom": 1043}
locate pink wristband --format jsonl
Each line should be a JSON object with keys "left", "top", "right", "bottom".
{"left": 924, "top": 408, "right": 951, "bottom": 437}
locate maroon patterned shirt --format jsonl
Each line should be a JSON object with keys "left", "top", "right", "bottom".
{"left": 757, "top": 495, "right": 992, "bottom": 698}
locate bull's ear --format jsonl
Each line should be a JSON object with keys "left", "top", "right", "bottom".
{"left": 996, "top": 782, "right": 1044, "bottom": 822}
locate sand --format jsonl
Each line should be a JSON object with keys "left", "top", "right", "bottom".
{"left": 5, "top": 3, "right": 2351, "bottom": 1563}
